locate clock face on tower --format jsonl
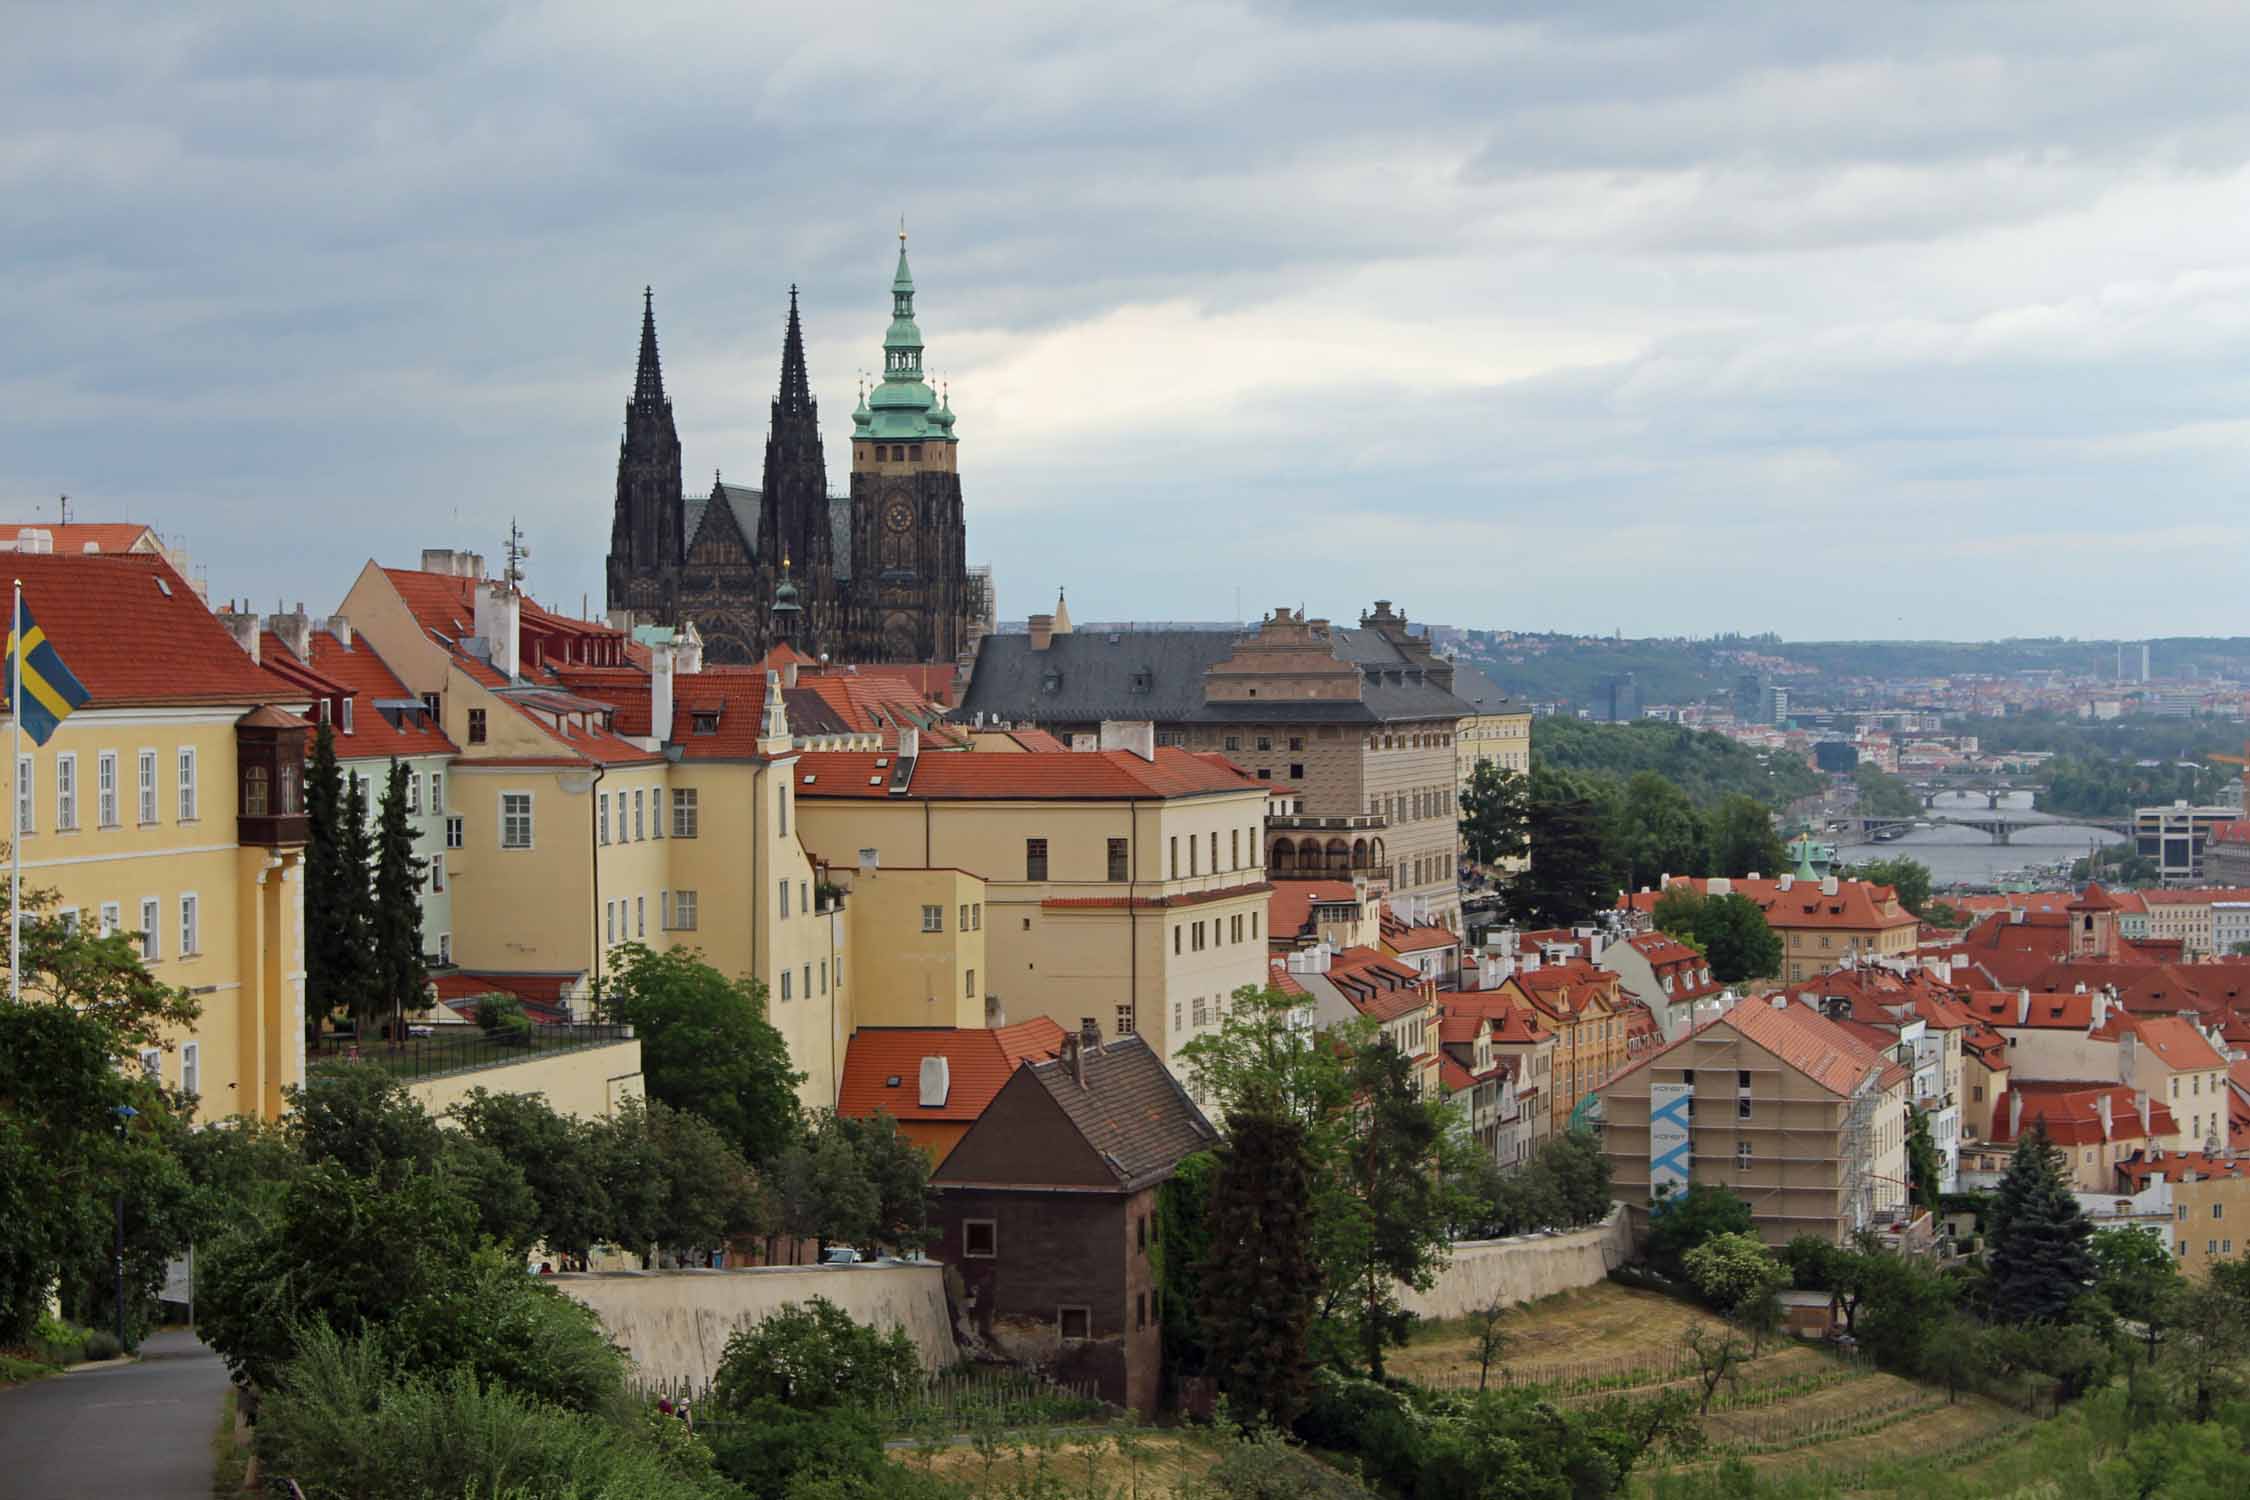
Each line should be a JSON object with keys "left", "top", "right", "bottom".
{"left": 883, "top": 499, "right": 913, "bottom": 534}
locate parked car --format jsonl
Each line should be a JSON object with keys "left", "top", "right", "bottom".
{"left": 820, "top": 1246, "right": 864, "bottom": 1266}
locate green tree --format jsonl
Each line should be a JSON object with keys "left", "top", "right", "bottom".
{"left": 1853, "top": 764, "right": 1922, "bottom": 819}
{"left": 634, "top": 1097, "right": 770, "bottom": 1262}
{"left": 2169, "top": 1268, "right": 2250, "bottom": 1422}
{"left": 450, "top": 1087, "right": 613, "bottom": 1258}
{"left": 1608, "top": 771, "right": 1709, "bottom": 892}
{"left": 302, "top": 722, "right": 364, "bottom": 1037}
{"left": 833, "top": 1111, "right": 933, "bottom": 1256}
{"left": 775, "top": 1114, "right": 879, "bottom": 1251}
{"left": 1503, "top": 766, "right": 1622, "bottom": 925}
{"left": 1337, "top": 1040, "right": 1454, "bottom": 1378}
{"left": 1650, "top": 885, "right": 1706, "bottom": 944}
{"left": 598, "top": 942, "right": 804, "bottom": 1164}
{"left": 1158, "top": 1149, "right": 1216, "bottom": 1384}
{"left": 710, "top": 1297, "right": 919, "bottom": 1412}
{"left": 1852, "top": 1251, "right": 1955, "bottom": 1375}
{"left": 1987, "top": 1120, "right": 2094, "bottom": 1324}
{"left": 1853, "top": 856, "right": 1933, "bottom": 917}
{"left": 1681, "top": 1231, "right": 1784, "bottom": 1314}
{"left": 287, "top": 1062, "right": 444, "bottom": 1184}
{"left": 1688, "top": 893, "right": 1782, "bottom": 983}
{"left": 1646, "top": 1182, "right": 1753, "bottom": 1280}
{"left": 332, "top": 769, "right": 381, "bottom": 1035}
{"left": 1707, "top": 794, "right": 1786, "bottom": 879}
{"left": 1905, "top": 1107, "right": 1943, "bottom": 1212}
{"left": 370, "top": 759, "right": 430, "bottom": 1041}
{"left": 2090, "top": 1226, "right": 2181, "bottom": 1365}
{"left": 1458, "top": 757, "right": 1530, "bottom": 869}
{"left": 1198, "top": 1109, "right": 1320, "bottom": 1428}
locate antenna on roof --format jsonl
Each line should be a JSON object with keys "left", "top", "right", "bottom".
{"left": 503, "top": 518, "right": 529, "bottom": 590}
{"left": 57, "top": 494, "right": 68, "bottom": 526}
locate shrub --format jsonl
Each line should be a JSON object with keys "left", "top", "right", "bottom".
{"left": 711, "top": 1298, "right": 919, "bottom": 1413}
{"left": 254, "top": 1325, "right": 730, "bottom": 1500}
{"left": 1645, "top": 1184, "right": 1754, "bottom": 1280}
{"left": 79, "top": 1329, "right": 123, "bottom": 1362}
{"left": 475, "top": 994, "right": 527, "bottom": 1035}
{"left": 705, "top": 1399, "right": 887, "bottom": 1499}
{"left": 384, "top": 1248, "right": 626, "bottom": 1412}
{"left": 30, "top": 1314, "right": 86, "bottom": 1366}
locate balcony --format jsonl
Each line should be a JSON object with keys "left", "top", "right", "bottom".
{"left": 1266, "top": 812, "right": 1389, "bottom": 833}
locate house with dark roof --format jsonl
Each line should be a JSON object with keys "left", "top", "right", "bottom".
{"left": 930, "top": 1028, "right": 1215, "bottom": 1414}
{"left": 956, "top": 600, "right": 1474, "bottom": 929}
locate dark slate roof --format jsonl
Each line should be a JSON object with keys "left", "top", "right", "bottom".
{"left": 780, "top": 684, "right": 854, "bottom": 737}
{"left": 683, "top": 483, "right": 763, "bottom": 561}
{"left": 954, "top": 629, "right": 1240, "bottom": 724}
{"left": 1445, "top": 661, "right": 1515, "bottom": 714}
{"left": 1022, "top": 1036, "right": 1215, "bottom": 1190}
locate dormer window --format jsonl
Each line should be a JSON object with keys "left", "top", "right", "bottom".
{"left": 340, "top": 698, "right": 355, "bottom": 735}
{"left": 1041, "top": 671, "right": 1061, "bottom": 693}
{"left": 1130, "top": 671, "right": 1153, "bottom": 693}
{"left": 692, "top": 712, "right": 720, "bottom": 735}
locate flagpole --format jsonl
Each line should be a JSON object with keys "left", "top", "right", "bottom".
{"left": 9, "top": 577, "right": 20, "bottom": 1003}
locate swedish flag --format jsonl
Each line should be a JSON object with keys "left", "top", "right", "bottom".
{"left": 6, "top": 595, "right": 90, "bottom": 747}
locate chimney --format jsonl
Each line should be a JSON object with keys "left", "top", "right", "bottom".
{"left": 2017, "top": 988, "right": 2030, "bottom": 1026}
{"left": 474, "top": 581, "right": 521, "bottom": 681}
{"left": 1098, "top": 720, "right": 1156, "bottom": 762}
{"left": 420, "top": 548, "right": 485, "bottom": 579}
{"left": 1707, "top": 877, "right": 1732, "bottom": 896}
{"left": 2139, "top": 1090, "right": 2151, "bottom": 1136}
{"left": 2010, "top": 908, "right": 2026, "bottom": 925}
{"left": 1822, "top": 875, "right": 1839, "bottom": 896}
{"left": 1028, "top": 613, "right": 1055, "bottom": 650}
{"left": 898, "top": 725, "right": 919, "bottom": 761}
{"left": 2090, "top": 991, "right": 2108, "bottom": 1030}
{"left": 218, "top": 609, "right": 261, "bottom": 665}
{"left": 1779, "top": 874, "right": 1794, "bottom": 892}
{"left": 324, "top": 616, "right": 353, "bottom": 650}
{"left": 650, "top": 642, "right": 676, "bottom": 744}
{"left": 784, "top": 660, "right": 799, "bottom": 688}
{"left": 266, "top": 604, "right": 313, "bottom": 663}
{"left": 918, "top": 1055, "right": 951, "bottom": 1108}
{"left": 2009, "top": 1091, "right": 2023, "bottom": 1139}
{"left": 2096, "top": 1091, "right": 2113, "bottom": 1139}
{"left": 676, "top": 624, "right": 704, "bottom": 674}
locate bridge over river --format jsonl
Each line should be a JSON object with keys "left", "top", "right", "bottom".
{"left": 1844, "top": 810, "right": 2132, "bottom": 846}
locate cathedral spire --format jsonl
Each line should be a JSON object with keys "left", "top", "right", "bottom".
{"left": 632, "top": 286, "right": 666, "bottom": 407}
{"left": 777, "top": 284, "right": 812, "bottom": 415}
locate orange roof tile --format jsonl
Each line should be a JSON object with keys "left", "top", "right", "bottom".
{"left": 2125, "top": 1015, "right": 2230, "bottom": 1072}
{"left": 0, "top": 522, "right": 157, "bottom": 554}
{"left": 836, "top": 1021, "right": 1069, "bottom": 1125}
{"left": 301, "top": 631, "right": 456, "bottom": 761}
{"left": 10, "top": 554, "right": 280, "bottom": 707}
{"left": 795, "top": 747, "right": 1262, "bottom": 801}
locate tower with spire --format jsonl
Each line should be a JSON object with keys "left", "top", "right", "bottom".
{"left": 606, "top": 287, "right": 685, "bottom": 618}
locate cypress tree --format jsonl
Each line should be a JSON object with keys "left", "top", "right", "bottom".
{"left": 1987, "top": 1119, "right": 2094, "bottom": 1324}
{"left": 332, "top": 770, "right": 379, "bottom": 1036}
{"left": 303, "top": 724, "right": 376, "bottom": 1039}
{"left": 370, "top": 760, "right": 430, "bottom": 1043}
{"left": 1198, "top": 1110, "right": 1319, "bottom": 1429}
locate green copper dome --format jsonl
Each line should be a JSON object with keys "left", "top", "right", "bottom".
{"left": 861, "top": 231, "right": 954, "bottom": 444}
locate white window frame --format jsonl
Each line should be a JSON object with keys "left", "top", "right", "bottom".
{"left": 597, "top": 791, "right": 610, "bottom": 845}
{"left": 446, "top": 815, "right": 464, "bottom": 850}
{"left": 921, "top": 904, "right": 943, "bottom": 933}
{"left": 181, "top": 1040, "right": 200, "bottom": 1098}
{"left": 430, "top": 853, "right": 444, "bottom": 892}
{"left": 139, "top": 896, "right": 160, "bottom": 961}
{"left": 13, "top": 754, "right": 30, "bottom": 837}
{"left": 779, "top": 880, "right": 790, "bottom": 919}
{"left": 436, "top": 932, "right": 452, "bottom": 966}
{"left": 406, "top": 772, "right": 420, "bottom": 815}
{"left": 671, "top": 788, "right": 699, "bottom": 838}
{"left": 674, "top": 890, "right": 698, "bottom": 931}
{"left": 96, "top": 750, "right": 117, "bottom": 828}
{"left": 137, "top": 748, "right": 158, "bottom": 824}
{"left": 176, "top": 746, "right": 198, "bottom": 822}
{"left": 179, "top": 892, "right": 199, "bottom": 957}
{"left": 633, "top": 788, "right": 645, "bottom": 841}
{"left": 99, "top": 901, "right": 120, "bottom": 938}
{"left": 138, "top": 1047, "right": 162, "bottom": 1084}
{"left": 54, "top": 751, "right": 76, "bottom": 831}
{"left": 780, "top": 969, "right": 793, "bottom": 1002}
{"left": 660, "top": 890, "right": 673, "bottom": 930}
{"left": 429, "top": 773, "right": 444, "bottom": 814}
{"left": 500, "top": 792, "right": 534, "bottom": 850}
{"left": 341, "top": 698, "right": 355, "bottom": 735}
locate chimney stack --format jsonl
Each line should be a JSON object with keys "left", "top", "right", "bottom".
{"left": 898, "top": 725, "right": 919, "bottom": 761}
{"left": 2096, "top": 1091, "right": 2113, "bottom": 1139}
{"left": 266, "top": 604, "right": 312, "bottom": 663}
{"left": 474, "top": 580, "right": 521, "bottom": 681}
{"left": 2009, "top": 1091, "right": 2023, "bottom": 1139}
{"left": 1098, "top": 720, "right": 1156, "bottom": 762}
{"left": 324, "top": 616, "right": 353, "bottom": 650}
{"left": 650, "top": 642, "right": 676, "bottom": 745}
{"left": 1028, "top": 613, "right": 1055, "bottom": 651}
{"left": 218, "top": 608, "right": 261, "bottom": 665}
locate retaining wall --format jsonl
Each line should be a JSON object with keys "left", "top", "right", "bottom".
{"left": 554, "top": 1263, "right": 958, "bottom": 1391}
{"left": 1399, "top": 1206, "right": 1633, "bottom": 1321}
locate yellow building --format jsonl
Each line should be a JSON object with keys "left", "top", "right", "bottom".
{"left": 5, "top": 553, "right": 309, "bottom": 1120}
{"left": 793, "top": 738, "right": 1271, "bottom": 1069}
{"left": 1620, "top": 874, "right": 1920, "bottom": 984}
{"left": 1449, "top": 662, "right": 1530, "bottom": 874}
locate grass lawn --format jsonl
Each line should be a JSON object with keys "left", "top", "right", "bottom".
{"left": 210, "top": 1386, "right": 248, "bottom": 1497}
{"left": 0, "top": 1353, "right": 56, "bottom": 1388}
{"left": 908, "top": 1432, "right": 1220, "bottom": 1499}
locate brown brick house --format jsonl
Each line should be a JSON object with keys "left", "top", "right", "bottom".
{"left": 931, "top": 1026, "right": 1216, "bottom": 1414}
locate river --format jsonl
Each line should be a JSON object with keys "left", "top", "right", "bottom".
{"left": 1844, "top": 791, "right": 2125, "bottom": 891}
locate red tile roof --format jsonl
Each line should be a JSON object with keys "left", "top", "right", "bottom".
{"left": 2117, "top": 1148, "right": 2250, "bottom": 1185}
{"left": 1619, "top": 875, "right": 1917, "bottom": 934}
{"left": 0, "top": 522, "right": 157, "bottom": 555}
{"left": 794, "top": 747, "right": 1262, "bottom": 801}
{"left": 836, "top": 1021, "right": 1069, "bottom": 1124}
{"left": 2125, "top": 1015, "right": 2230, "bottom": 1072}
{"left": 1994, "top": 1082, "right": 2176, "bottom": 1148}
{"left": 1611, "top": 998, "right": 1907, "bottom": 1099}
{"left": 1268, "top": 881, "right": 1362, "bottom": 944}
{"left": 11, "top": 554, "right": 282, "bottom": 707}
{"left": 300, "top": 631, "right": 457, "bottom": 761}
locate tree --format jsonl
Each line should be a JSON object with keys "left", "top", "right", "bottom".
{"left": 710, "top": 1297, "right": 919, "bottom": 1412}
{"left": 1503, "top": 766, "right": 1621, "bottom": 926}
{"left": 1645, "top": 1182, "right": 1753, "bottom": 1280}
{"left": 775, "top": 1114, "right": 878, "bottom": 1251}
{"left": 598, "top": 943, "right": 804, "bottom": 1164}
{"left": 1682, "top": 1323, "right": 1749, "bottom": 1414}
{"left": 1852, "top": 1252, "right": 1955, "bottom": 1375}
{"left": 1608, "top": 771, "right": 1709, "bottom": 892}
{"left": 1338, "top": 1040, "right": 1454, "bottom": 1378}
{"left": 1905, "top": 1108, "right": 1943, "bottom": 1213}
{"left": 1458, "top": 758, "right": 1529, "bottom": 869}
{"left": 1650, "top": 885, "right": 1706, "bottom": 944}
{"left": 1198, "top": 1110, "right": 1320, "bottom": 1427}
{"left": 1180, "top": 983, "right": 1355, "bottom": 1130}
{"left": 1852, "top": 765, "right": 1922, "bottom": 819}
{"left": 286, "top": 1063, "right": 444, "bottom": 1184}
{"left": 2169, "top": 1270, "right": 2250, "bottom": 1422}
{"left": 1470, "top": 1300, "right": 1512, "bottom": 1393}
{"left": 302, "top": 722, "right": 362, "bottom": 1037}
{"left": 1853, "top": 856, "right": 1933, "bottom": 918}
{"left": 1987, "top": 1121, "right": 2094, "bottom": 1324}
{"left": 1682, "top": 1231, "right": 1784, "bottom": 1314}
{"left": 450, "top": 1088, "right": 613, "bottom": 1258}
{"left": 2090, "top": 1226, "right": 2182, "bottom": 1365}
{"left": 1688, "top": 893, "right": 1782, "bottom": 984}
{"left": 1707, "top": 795, "right": 1786, "bottom": 879}
{"left": 331, "top": 769, "right": 381, "bottom": 1035}
{"left": 833, "top": 1111, "right": 934, "bottom": 1256}
{"left": 369, "top": 760, "right": 430, "bottom": 1042}
{"left": 636, "top": 1098, "right": 770, "bottom": 1261}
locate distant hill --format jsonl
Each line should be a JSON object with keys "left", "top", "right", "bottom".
{"left": 1532, "top": 717, "right": 1826, "bottom": 809}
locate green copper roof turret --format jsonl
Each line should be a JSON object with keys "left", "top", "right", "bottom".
{"left": 864, "top": 226, "right": 951, "bottom": 443}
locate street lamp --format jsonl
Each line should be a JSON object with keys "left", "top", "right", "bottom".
{"left": 112, "top": 1103, "right": 137, "bottom": 1354}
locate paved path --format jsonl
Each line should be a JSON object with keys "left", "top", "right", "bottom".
{"left": 0, "top": 1330, "right": 232, "bottom": 1498}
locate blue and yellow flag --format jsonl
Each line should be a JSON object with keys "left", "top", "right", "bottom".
{"left": 6, "top": 595, "right": 90, "bottom": 746}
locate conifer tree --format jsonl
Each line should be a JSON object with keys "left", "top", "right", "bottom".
{"left": 1987, "top": 1119, "right": 2094, "bottom": 1324}
{"left": 304, "top": 726, "right": 375, "bottom": 1037}
{"left": 333, "top": 769, "right": 379, "bottom": 1036}
{"left": 1198, "top": 1110, "right": 1319, "bottom": 1429}
{"left": 370, "top": 760, "right": 430, "bottom": 1042}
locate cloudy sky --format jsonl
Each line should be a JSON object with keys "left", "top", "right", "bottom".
{"left": 7, "top": 2, "right": 2250, "bottom": 640}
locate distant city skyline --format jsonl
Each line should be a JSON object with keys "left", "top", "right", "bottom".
{"left": 7, "top": 5, "right": 2250, "bottom": 637}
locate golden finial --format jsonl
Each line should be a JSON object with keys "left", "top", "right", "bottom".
{"left": 898, "top": 214, "right": 907, "bottom": 247}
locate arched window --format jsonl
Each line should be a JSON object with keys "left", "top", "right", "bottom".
{"left": 1272, "top": 837, "right": 1295, "bottom": 873}
{"left": 910, "top": 445, "right": 923, "bottom": 460}
{"left": 1325, "top": 838, "right": 1350, "bottom": 873}
{"left": 1352, "top": 837, "right": 1368, "bottom": 869}
{"left": 242, "top": 764, "right": 270, "bottom": 817}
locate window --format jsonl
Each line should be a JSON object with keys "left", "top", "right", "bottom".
{"left": 1737, "top": 1097, "right": 1752, "bottom": 1120}
{"left": 341, "top": 698, "right": 355, "bottom": 734}
{"left": 139, "top": 1048, "right": 162, "bottom": 1083}
{"left": 1231, "top": 829, "right": 1240, "bottom": 868}
{"left": 778, "top": 785, "right": 788, "bottom": 838}
{"left": 1255, "top": 735, "right": 1272, "bottom": 752}
{"left": 179, "top": 894, "right": 199, "bottom": 956}
{"left": 431, "top": 854, "right": 444, "bottom": 892}
{"left": 1136, "top": 1292, "right": 1148, "bottom": 1330}
{"left": 181, "top": 1041, "right": 199, "bottom": 1098}
{"left": 972, "top": 903, "right": 982, "bottom": 930}
{"left": 779, "top": 881, "right": 790, "bottom": 918}
{"left": 1192, "top": 922, "right": 1205, "bottom": 952}
{"left": 1190, "top": 837, "right": 1198, "bottom": 876}
{"left": 137, "top": 749, "right": 157, "bottom": 824}
{"left": 243, "top": 765, "right": 269, "bottom": 816}
{"left": 58, "top": 907, "right": 77, "bottom": 934}
{"left": 959, "top": 903, "right": 970, "bottom": 930}
{"left": 1115, "top": 1005, "right": 1135, "bottom": 1036}
{"left": 636, "top": 895, "right": 645, "bottom": 938}
{"left": 1289, "top": 736, "right": 1304, "bottom": 751}
{"left": 820, "top": 961, "right": 828, "bottom": 994}
{"left": 964, "top": 1220, "right": 997, "bottom": 1258}
{"left": 1108, "top": 837, "right": 1129, "bottom": 881}
{"left": 501, "top": 793, "right": 534, "bottom": 849}
{"left": 1173, "top": 926, "right": 1182, "bottom": 955}
{"left": 1231, "top": 914, "right": 1243, "bottom": 943}
{"left": 1289, "top": 763, "right": 1304, "bottom": 780}
{"left": 446, "top": 816, "right": 463, "bottom": 849}
{"left": 177, "top": 747, "right": 197, "bottom": 821}
{"left": 597, "top": 792, "right": 610, "bottom": 844}
{"left": 634, "top": 789, "right": 645, "bottom": 841}
{"left": 12, "top": 755, "right": 28, "bottom": 836}
{"left": 1251, "top": 912, "right": 1259, "bottom": 939}
{"left": 1058, "top": 1307, "right": 1091, "bottom": 1341}
{"left": 1169, "top": 836, "right": 1178, "bottom": 878}
{"left": 966, "top": 968, "right": 976, "bottom": 999}
{"left": 1210, "top": 831, "right": 1218, "bottom": 871}
{"left": 406, "top": 772, "right": 421, "bottom": 815}
{"left": 436, "top": 933, "right": 452, "bottom": 965}
{"left": 467, "top": 708, "right": 487, "bottom": 744}
{"left": 606, "top": 901, "right": 616, "bottom": 944}
{"left": 99, "top": 901, "right": 119, "bottom": 937}
{"left": 96, "top": 751, "right": 117, "bottom": 828}
{"left": 672, "top": 789, "right": 699, "bottom": 837}
{"left": 674, "top": 891, "right": 699, "bottom": 930}
{"left": 2216, "top": 1203, "right": 2227, "bottom": 1220}
{"left": 430, "top": 773, "right": 443, "bottom": 814}
{"left": 780, "top": 969, "right": 793, "bottom": 1002}
{"left": 922, "top": 905, "right": 943, "bottom": 933}
{"left": 54, "top": 753, "right": 75, "bottom": 830}
{"left": 139, "top": 897, "right": 160, "bottom": 961}
{"left": 1223, "top": 735, "right": 1240, "bottom": 752}
{"left": 1025, "top": 838, "right": 1048, "bottom": 881}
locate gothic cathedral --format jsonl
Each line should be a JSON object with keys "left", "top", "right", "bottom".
{"left": 604, "top": 235, "right": 980, "bottom": 666}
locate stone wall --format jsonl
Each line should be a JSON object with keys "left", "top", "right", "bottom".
{"left": 405, "top": 1038, "right": 644, "bottom": 1121}
{"left": 554, "top": 1264, "right": 959, "bottom": 1391}
{"left": 1398, "top": 1206, "right": 1633, "bottom": 1322}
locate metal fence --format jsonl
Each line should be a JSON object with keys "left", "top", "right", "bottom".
{"left": 306, "top": 1022, "right": 634, "bottom": 1083}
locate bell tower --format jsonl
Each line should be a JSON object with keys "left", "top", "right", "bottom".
{"left": 606, "top": 287, "right": 684, "bottom": 617}
{"left": 848, "top": 228, "right": 968, "bottom": 663}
